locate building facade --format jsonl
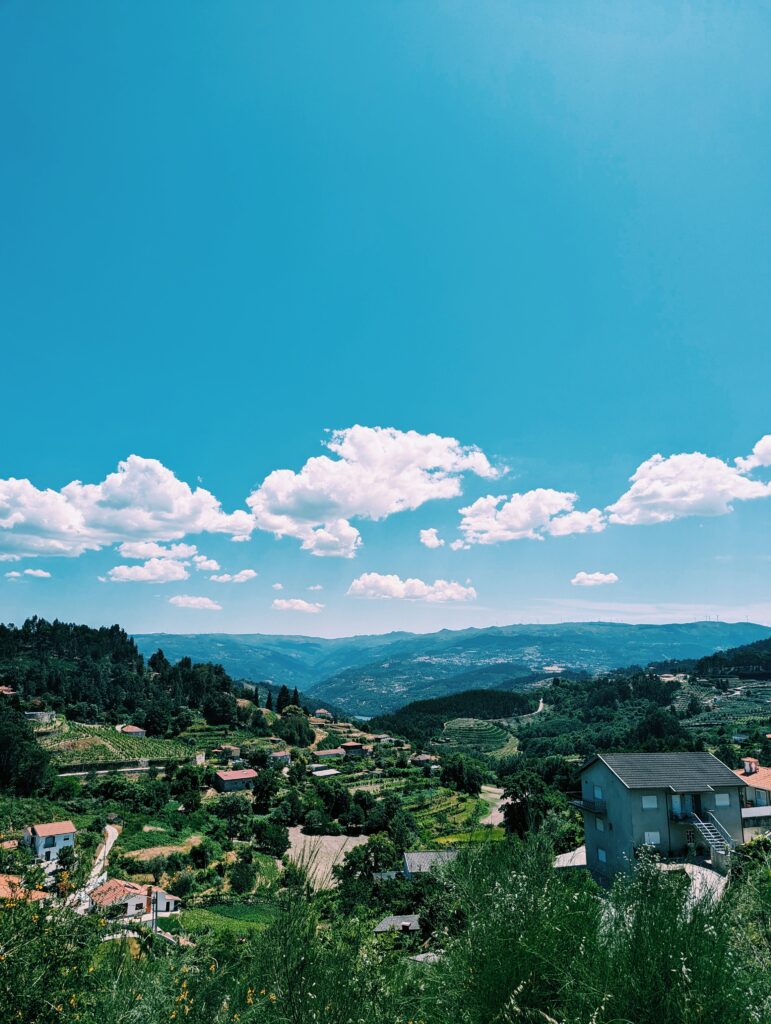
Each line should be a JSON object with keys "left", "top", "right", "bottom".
{"left": 574, "top": 753, "right": 746, "bottom": 882}
{"left": 24, "top": 821, "right": 77, "bottom": 864}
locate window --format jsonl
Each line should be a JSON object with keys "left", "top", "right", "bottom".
{"left": 714, "top": 793, "right": 730, "bottom": 808}
{"left": 641, "top": 795, "right": 658, "bottom": 810}
{"left": 595, "top": 815, "right": 605, "bottom": 831}
{"left": 593, "top": 784, "right": 603, "bottom": 801}
{"left": 597, "top": 847, "right": 607, "bottom": 864}
{"left": 644, "top": 831, "right": 661, "bottom": 845}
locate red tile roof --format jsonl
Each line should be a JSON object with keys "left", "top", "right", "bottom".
{"left": 734, "top": 765, "right": 771, "bottom": 791}
{"left": 121, "top": 725, "right": 145, "bottom": 734}
{"left": 0, "top": 874, "right": 49, "bottom": 902}
{"left": 90, "top": 879, "right": 179, "bottom": 908}
{"left": 30, "top": 820, "right": 76, "bottom": 837}
{"left": 215, "top": 768, "right": 257, "bottom": 781}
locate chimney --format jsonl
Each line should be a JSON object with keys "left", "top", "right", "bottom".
{"left": 401, "top": 921, "right": 412, "bottom": 933}
{"left": 743, "top": 757, "right": 759, "bottom": 775}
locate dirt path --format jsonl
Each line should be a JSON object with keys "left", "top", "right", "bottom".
{"left": 480, "top": 785, "right": 509, "bottom": 826}
{"left": 286, "top": 826, "right": 368, "bottom": 889}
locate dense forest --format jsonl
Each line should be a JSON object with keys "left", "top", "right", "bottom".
{"left": 367, "top": 688, "right": 538, "bottom": 744}
{"left": 0, "top": 617, "right": 259, "bottom": 735}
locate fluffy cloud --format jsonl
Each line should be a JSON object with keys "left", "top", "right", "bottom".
{"left": 118, "top": 541, "right": 198, "bottom": 560}
{"left": 419, "top": 528, "right": 444, "bottom": 549}
{"left": 6, "top": 568, "right": 52, "bottom": 579}
{"left": 307, "top": 584, "right": 323, "bottom": 591}
{"left": 4, "top": 571, "right": 21, "bottom": 578}
{"left": 108, "top": 558, "right": 189, "bottom": 583}
{"left": 607, "top": 445, "right": 771, "bottom": 526}
{"left": 570, "top": 571, "right": 619, "bottom": 587}
{"left": 247, "top": 425, "right": 498, "bottom": 558}
{"left": 0, "top": 456, "right": 253, "bottom": 559}
{"left": 458, "top": 489, "right": 606, "bottom": 545}
{"left": 272, "top": 598, "right": 324, "bottom": 613}
{"left": 735, "top": 435, "right": 771, "bottom": 473}
{"left": 169, "top": 595, "right": 222, "bottom": 610}
{"left": 347, "top": 572, "right": 477, "bottom": 603}
{"left": 210, "top": 569, "right": 257, "bottom": 584}
{"left": 193, "top": 555, "right": 220, "bottom": 571}
{"left": 272, "top": 582, "right": 283, "bottom": 590}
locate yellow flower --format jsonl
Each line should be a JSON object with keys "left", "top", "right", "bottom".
{"left": 269, "top": 993, "right": 277, "bottom": 1002}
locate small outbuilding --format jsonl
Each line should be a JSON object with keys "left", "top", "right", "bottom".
{"left": 214, "top": 768, "right": 258, "bottom": 792}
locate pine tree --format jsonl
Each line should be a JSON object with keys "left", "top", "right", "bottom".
{"left": 266, "top": 691, "right": 274, "bottom": 711}
{"left": 276, "top": 685, "right": 291, "bottom": 714}
{"left": 291, "top": 687, "right": 300, "bottom": 707}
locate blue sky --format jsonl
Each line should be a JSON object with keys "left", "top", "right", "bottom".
{"left": 1, "top": 1, "right": 769, "bottom": 636}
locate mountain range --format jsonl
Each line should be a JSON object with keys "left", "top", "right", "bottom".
{"left": 132, "top": 620, "right": 771, "bottom": 716}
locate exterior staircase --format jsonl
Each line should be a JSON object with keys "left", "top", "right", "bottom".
{"left": 689, "top": 813, "right": 734, "bottom": 855}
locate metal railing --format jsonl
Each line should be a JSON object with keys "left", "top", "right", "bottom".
{"left": 570, "top": 797, "right": 607, "bottom": 814}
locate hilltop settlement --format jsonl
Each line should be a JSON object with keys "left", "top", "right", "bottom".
{"left": 3, "top": 618, "right": 771, "bottom": 1023}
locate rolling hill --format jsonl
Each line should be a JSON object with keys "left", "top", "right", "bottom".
{"left": 133, "top": 621, "right": 771, "bottom": 716}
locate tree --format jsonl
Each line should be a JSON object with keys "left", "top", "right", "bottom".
{"left": 274, "top": 706, "right": 314, "bottom": 747}
{"left": 230, "top": 859, "right": 257, "bottom": 894}
{"left": 291, "top": 687, "right": 300, "bottom": 707}
{"left": 440, "top": 754, "right": 485, "bottom": 796}
{"left": 0, "top": 707, "right": 50, "bottom": 795}
{"left": 503, "top": 770, "right": 550, "bottom": 838}
{"left": 253, "top": 768, "right": 280, "bottom": 813}
{"left": 265, "top": 691, "right": 274, "bottom": 712}
{"left": 276, "top": 685, "right": 291, "bottom": 714}
{"left": 252, "top": 817, "right": 289, "bottom": 857}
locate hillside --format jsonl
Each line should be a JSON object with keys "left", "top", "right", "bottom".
{"left": 136, "top": 621, "right": 771, "bottom": 715}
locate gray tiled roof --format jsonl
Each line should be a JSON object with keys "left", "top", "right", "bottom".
{"left": 403, "top": 850, "right": 458, "bottom": 874}
{"left": 590, "top": 752, "right": 746, "bottom": 791}
{"left": 374, "top": 914, "right": 420, "bottom": 933}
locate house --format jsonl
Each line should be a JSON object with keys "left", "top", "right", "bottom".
{"left": 410, "top": 753, "right": 439, "bottom": 766}
{"left": 316, "top": 747, "right": 345, "bottom": 760}
{"left": 341, "top": 741, "right": 372, "bottom": 758}
{"left": 312, "top": 768, "right": 341, "bottom": 778}
{"left": 0, "top": 874, "right": 50, "bottom": 903}
{"left": 270, "top": 750, "right": 292, "bottom": 765}
{"left": 374, "top": 914, "right": 420, "bottom": 934}
{"left": 221, "top": 744, "right": 241, "bottom": 758}
{"left": 734, "top": 757, "right": 771, "bottom": 840}
{"left": 214, "top": 768, "right": 258, "bottom": 792}
{"left": 573, "top": 752, "right": 746, "bottom": 882}
{"left": 371, "top": 734, "right": 396, "bottom": 744}
{"left": 0, "top": 686, "right": 17, "bottom": 697}
{"left": 402, "top": 850, "right": 458, "bottom": 879}
{"left": 24, "top": 821, "right": 77, "bottom": 864}
{"left": 120, "top": 724, "right": 146, "bottom": 738}
{"left": 315, "top": 708, "right": 333, "bottom": 719}
{"left": 89, "top": 879, "right": 181, "bottom": 918}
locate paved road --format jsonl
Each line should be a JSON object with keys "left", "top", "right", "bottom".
{"left": 87, "top": 824, "right": 120, "bottom": 889}
{"left": 480, "top": 785, "right": 508, "bottom": 826}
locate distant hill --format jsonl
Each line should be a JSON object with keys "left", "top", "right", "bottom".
{"left": 133, "top": 621, "right": 771, "bottom": 716}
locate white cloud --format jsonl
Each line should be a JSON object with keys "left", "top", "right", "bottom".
{"left": 247, "top": 425, "right": 498, "bottom": 558}
{"left": 0, "top": 455, "right": 253, "bottom": 559}
{"left": 272, "top": 598, "right": 324, "bottom": 613}
{"left": 419, "top": 528, "right": 444, "bottom": 549}
{"left": 272, "top": 582, "right": 283, "bottom": 590}
{"left": 570, "top": 571, "right": 619, "bottom": 587}
{"left": 458, "top": 489, "right": 606, "bottom": 545}
{"left": 347, "top": 572, "right": 477, "bottom": 603}
{"left": 23, "top": 568, "right": 52, "bottom": 578}
{"left": 5, "top": 571, "right": 21, "bottom": 578}
{"left": 210, "top": 569, "right": 257, "bottom": 584}
{"left": 735, "top": 434, "right": 771, "bottom": 473}
{"left": 307, "top": 584, "right": 323, "bottom": 591}
{"left": 108, "top": 558, "right": 190, "bottom": 583}
{"left": 450, "top": 539, "right": 469, "bottom": 551}
{"left": 169, "top": 595, "right": 222, "bottom": 610}
{"left": 193, "top": 555, "right": 220, "bottom": 571}
{"left": 118, "top": 541, "right": 198, "bottom": 560}
{"left": 607, "top": 445, "right": 771, "bottom": 526}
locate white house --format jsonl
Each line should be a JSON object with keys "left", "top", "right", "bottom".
{"left": 24, "top": 821, "right": 77, "bottom": 864}
{"left": 89, "top": 878, "right": 181, "bottom": 918}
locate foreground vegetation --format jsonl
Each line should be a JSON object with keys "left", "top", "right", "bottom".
{"left": 4, "top": 837, "right": 771, "bottom": 1023}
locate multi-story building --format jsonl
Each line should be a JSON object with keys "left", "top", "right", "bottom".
{"left": 573, "top": 752, "right": 746, "bottom": 881}
{"left": 24, "top": 821, "right": 77, "bottom": 865}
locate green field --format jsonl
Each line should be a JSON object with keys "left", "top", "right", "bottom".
{"left": 178, "top": 902, "right": 276, "bottom": 935}
{"left": 39, "top": 720, "right": 190, "bottom": 767}
{"left": 438, "top": 718, "right": 519, "bottom": 758}
{"left": 402, "top": 785, "right": 486, "bottom": 841}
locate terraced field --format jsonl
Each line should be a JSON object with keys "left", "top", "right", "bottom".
{"left": 438, "top": 718, "right": 519, "bottom": 758}
{"left": 40, "top": 721, "right": 190, "bottom": 767}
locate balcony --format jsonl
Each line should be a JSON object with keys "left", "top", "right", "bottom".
{"left": 570, "top": 797, "right": 607, "bottom": 815}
